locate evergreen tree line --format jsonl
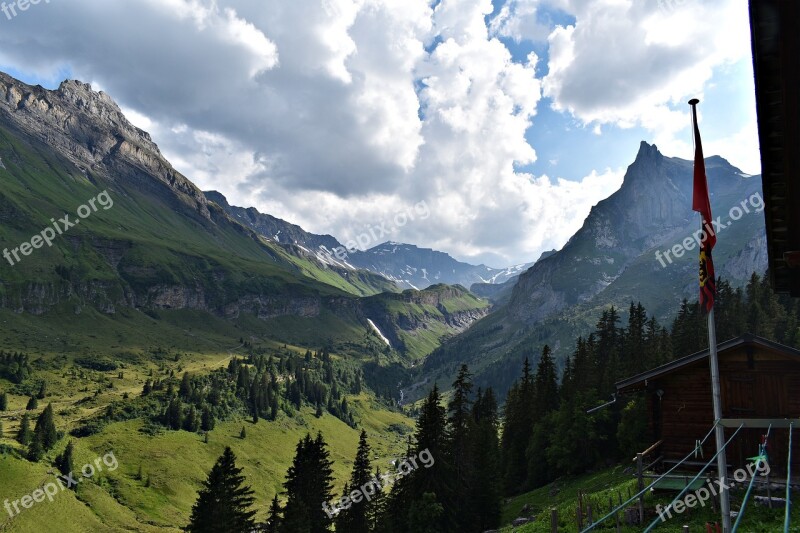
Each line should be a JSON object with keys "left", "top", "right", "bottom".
{"left": 73, "top": 346, "right": 362, "bottom": 437}
{"left": 9, "top": 403, "right": 60, "bottom": 462}
{"left": 499, "top": 271, "right": 800, "bottom": 496}
{"left": 187, "top": 365, "right": 503, "bottom": 533}
{"left": 0, "top": 351, "right": 32, "bottom": 383}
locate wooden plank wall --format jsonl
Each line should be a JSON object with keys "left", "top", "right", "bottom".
{"left": 650, "top": 346, "right": 800, "bottom": 475}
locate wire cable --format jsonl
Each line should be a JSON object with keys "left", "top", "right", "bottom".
{"left": 580, "top": 422, "right": 718, "bottom": 532}
{"left": 731, "top": 424, "right": 772, "bottom": 532}
{"left": 642, "top": 423, "right": 745, "bottom": 533}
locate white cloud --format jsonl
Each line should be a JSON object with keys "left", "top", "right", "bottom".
{"left": 538, "top": 0, "right": 758, "bottom": 172}
{"left": 1, "top": 0, "right": 749, "bottom": 266}
{"left": 489, "top": 0, "right": 554, "bottom": 42}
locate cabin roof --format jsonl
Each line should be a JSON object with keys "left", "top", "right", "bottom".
{"left": 615, "top": 333, "right": 800, "bottom": 393}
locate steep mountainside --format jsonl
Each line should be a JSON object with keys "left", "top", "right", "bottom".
{"left": 420, "top": 142, "right": 767, "bottom": 400}
{"left": 0, "top": 72, "right": 485, "bottom": 362}
{"left": 206, "top": 191, "right": 531, "bottom": 291}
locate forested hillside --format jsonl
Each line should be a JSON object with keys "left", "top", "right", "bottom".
{"left": 166, "top": 271, "right": 800, "bottom": 532}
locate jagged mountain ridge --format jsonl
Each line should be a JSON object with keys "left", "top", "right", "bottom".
{"left": 348, "top": 242, "right": 533, "bottom": 290}
{"left": 419, "top": 142, "right": 767, "bottom": 401}
{"left": 0, "top": 72, "right": 487, "bottom": 358}
{"left": 203, "top": 190, "right": 395, "bottom": 295}
{"left": 204, "top": 191, "right": 533, "bottom": 291}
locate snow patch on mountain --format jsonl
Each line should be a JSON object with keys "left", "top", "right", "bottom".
{"left": 367, "top": 319, "right": 391, "bottom": 347}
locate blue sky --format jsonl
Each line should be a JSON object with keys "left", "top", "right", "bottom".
{"left": 0, "top": 0, "right": 758, "bottom": 265}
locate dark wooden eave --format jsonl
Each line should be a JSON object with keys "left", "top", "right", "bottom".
{"left": 749, "top": 0, "right": 800, "bottom": 296}
{"left": 615, "top": 333, "right": 800, "bottom": 394}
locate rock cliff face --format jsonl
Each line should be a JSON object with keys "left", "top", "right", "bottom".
{"left": 1, "top": 75, "right": 211, "bottom": 219}
{"left": 506, "top": 142, "right": 765, "bottom": 324}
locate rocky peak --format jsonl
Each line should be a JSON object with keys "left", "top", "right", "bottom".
{"left": 0, "top": 72, "right": 210, "bottom": 219}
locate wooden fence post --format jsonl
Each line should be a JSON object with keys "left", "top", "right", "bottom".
{"left": 550, "top": 507, "right": 558, "bottom": 533}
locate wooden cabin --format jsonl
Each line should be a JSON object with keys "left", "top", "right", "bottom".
{"left": 616, "top": 334, "right": 800, "bottom": 476}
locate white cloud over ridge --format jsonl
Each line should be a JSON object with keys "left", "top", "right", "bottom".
{"left": 0, "top": 0, "right": 751, "bottom": 265}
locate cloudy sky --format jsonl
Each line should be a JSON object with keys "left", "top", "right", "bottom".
{"left": 0, "top": 0, "right": 757, "bottom": 266}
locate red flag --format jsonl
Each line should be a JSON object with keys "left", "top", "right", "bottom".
{"left": 689, "top": 99, "right": 715, "bottom": 312}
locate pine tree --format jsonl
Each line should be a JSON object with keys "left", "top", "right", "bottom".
{"left": 26, "top": 395, "right": 38, "bottom": 410}
{"left": 201, "top": 406, "right": 215, "bottom": 432}
{"left": 271, "top": 395, "right": 280, "bottom": 421}
{"left": 32, "top": 403, "right": 58, "bottom": 451}
{"left": 469, "top": 388, "right": 502, "bottom": 531}
{"left": 17, "top": 413, "right": 31, "bottom": 445}
{"left": 447, "top": 365, "right": 474, "bottom": 531}
{"left": 367, "top": 466, "right": 387, "bottom": 532}
{"left": 27, "top": 435, "right": 44, "bottom": 461}
{"left": 56, "top": 441, "right": 76, "bottom": 479}
{"left": 186, "top": 447, "right": 256, "bottom": 533}
{"left": 334, "top": 482, "right": 351, "bottom": 532}
{"left": 533, "top": 345, "right": 559, "bottom": 417}
{"left": 165, "top": 398, "right": 183, "bottom": 430}
{"left": 179, "top": 372, "right": 193, "bottom": 398}
{"left": 36, "top": 381, "right": 47, "bottom": 400}
{"left": 338, "top": 430, "right": 373, "bottom": 533}
{"left": 500, "top": 357, "right": 535, "bottom": 495}
{"left": 282, "top": 433, "right": 335, "bottom": 533}
{"left": 183, "top": 406, "right": 200, "bottom": 432}
{"left": 240, "top": 426, "right": 247, "bottom": 439}
{"left": 265, "top": 495, "right": 282, "bottom": 533}
{"left": 392, "top": 384, "right": 452, "bottom": 533}
{"left": 0, "top": 391, "right": 7, "bottom": 411}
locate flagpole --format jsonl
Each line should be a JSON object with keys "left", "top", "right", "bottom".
{"left": 689, "top": 98, "right": 731, "bottom": 532}
{"left": 708, "top": 302, "right": 731, "bottom": 531}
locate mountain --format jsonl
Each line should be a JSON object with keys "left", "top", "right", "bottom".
{"left": 205, "top": 191, "right": 533, "bottom": 291}
{"left": 203, "top": 190, "right": 396, "bottom": 296}
{"left": 469, "top": 249, "right": 556, "bottom": 304}
{"left": 419, "top": 141, "right": 767, "bottom": 400}
{"left": 348, "top": 242, "right": 533, "bottom": 290}
{"left": 0, "top": 72, "right": 486, "bottom": 364}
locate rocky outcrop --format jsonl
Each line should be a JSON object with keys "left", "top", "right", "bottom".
{"left": 0, "top": 74, "right": 211, "bottom": 219}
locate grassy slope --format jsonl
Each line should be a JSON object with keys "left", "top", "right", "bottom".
{"left": 0, "top": 342, "right": 413, "bottom": 531}
{"left": 502, "top": 465, "right": 800, "bottom": 532}
{"left": 0, "top": 124, "right": 386, "bottom": 301}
